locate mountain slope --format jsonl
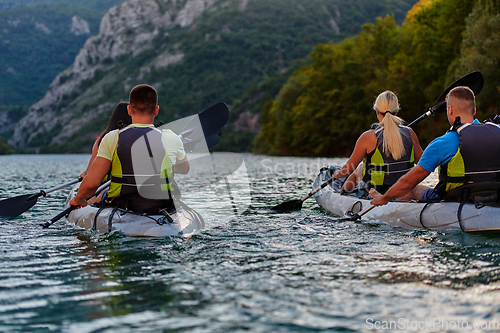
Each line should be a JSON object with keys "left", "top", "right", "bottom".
{"left": 0, "top": 3, "right": 104, "bottom": 108}
{"left": 6, "top": 0, "right": 417, "bottom": 153}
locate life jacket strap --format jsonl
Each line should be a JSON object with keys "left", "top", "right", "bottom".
{"left": 111, "top": 174, "right": 172, "bottom": 185}
{"left": 439, "top": 171, "right": 500, "bottom": 183}
{"left": 365, "top": 161, "right": 414, "bottom": 173}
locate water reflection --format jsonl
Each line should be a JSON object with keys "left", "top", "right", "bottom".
{"left": 65, "top": 234, "right": 207, "bottom": 331}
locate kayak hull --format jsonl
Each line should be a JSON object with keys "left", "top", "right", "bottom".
{"left": 65, "top": 185, "right": 204, "bottom": 237}
{"left": 313, "top": 169, "right": 500, "bottom": 233}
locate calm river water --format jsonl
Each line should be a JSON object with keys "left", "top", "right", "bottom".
{"left": 1, "top": 154, "right": 500, "bottom": 332}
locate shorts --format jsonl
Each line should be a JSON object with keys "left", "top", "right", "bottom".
{"left": 421, "top": 188, "right": 440, "bottom": 201}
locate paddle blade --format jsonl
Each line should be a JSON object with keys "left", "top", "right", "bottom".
{"left": 197, "top": 102, "right": 229, "bottom": 136}
{"left": 180, "top": 102, "right": 229, "bottom": 143}
{"left": 157, "top": 102, "right": 229, "bottom": 152}
{"left": 0, "top": 194, "right": 38, "bottom": 218}
{"left": 183, "top": 132, "right": 222, "bottom": 152}
{"left": 432, "top": 71, "right": 484, "bottom": 113}
{"left": 205, "top": 132, "right": 222, "bottom": 148}
{"left": 271, "top": 199, "right": 303, "bottom": 212}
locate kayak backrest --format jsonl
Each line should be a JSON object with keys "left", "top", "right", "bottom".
{"left": 444, "top": 182, "right": 500, "bottom": 206}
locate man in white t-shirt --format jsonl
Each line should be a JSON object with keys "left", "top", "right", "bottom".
{"left": 70, "top": 84, "right": 189, "bottom": 212}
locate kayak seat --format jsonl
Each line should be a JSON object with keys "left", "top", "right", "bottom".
{"left": 319, "top": 165, "right": 346, "bottom": 192}
{"left": 444, "top": 182, "right": 500, "bottom": 208}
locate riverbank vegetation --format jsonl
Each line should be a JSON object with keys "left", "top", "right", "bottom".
{"left": 254, "top": 0, "right": 500, "bottom": 156}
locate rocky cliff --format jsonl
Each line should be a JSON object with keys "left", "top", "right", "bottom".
{"left": 8, "top": 0, "right": 219, "bottom": 151}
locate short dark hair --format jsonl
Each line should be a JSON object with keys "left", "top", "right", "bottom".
{"left": 447, "top": 86, "right": 475, "bottom": 114}
{"left": 129, "top": 84, "right": 158, "bottom": 114}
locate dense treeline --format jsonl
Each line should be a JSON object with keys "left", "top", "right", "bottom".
{"left": 0, "top": 137, "right": 14, "bottom": 154}
{"left": 254, "top": 0, "right": 500, "bottom": 156}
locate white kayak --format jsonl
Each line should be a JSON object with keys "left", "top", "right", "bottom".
{"left": 65, "top": 185, "right": 204, "bottom": 237}
{"left": 313, "top": 168, "right": 500, "bottom": 233}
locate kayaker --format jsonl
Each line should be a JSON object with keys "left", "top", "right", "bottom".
{"left": 331, "top": 90, "right": 423, "bottom": 194}
{"left": 370, "top": 86, "right": 500, "bottom": 206}
{"left": 80, "top": 102, "right": 132, "bottom": 179}
{"left": 69, "top": 84, "right": 189, "bottom": 213}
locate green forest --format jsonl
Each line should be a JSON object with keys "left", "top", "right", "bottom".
{"left": 254, "top": 0, "right": 500, "bottom": 157}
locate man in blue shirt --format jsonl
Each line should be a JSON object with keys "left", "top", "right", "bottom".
{"left": 370, "top": 86, "right": 498, "bottom": 206}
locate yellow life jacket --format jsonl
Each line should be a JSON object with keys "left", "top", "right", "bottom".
{"left": 435, "top": 122, "right": 500, "bottom": 197}
{"left": 362, "top": 125, "right": 414, "bottom": 194}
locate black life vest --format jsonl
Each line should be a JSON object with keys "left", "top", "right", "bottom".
{"left": 107, "top": 125, "right": 174, "bottom": 211}
{"left": 435, "top": 122, "right": 500, "bottom": 197}
{"left": 362, "top": 125, "right": 415, "bottom": 194}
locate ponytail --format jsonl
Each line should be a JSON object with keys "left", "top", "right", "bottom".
{"left": 373, "top": 91, "right": 405, "bottom": 160}
{"left": 378, "top": 113, "right": 405, "bottom": 160}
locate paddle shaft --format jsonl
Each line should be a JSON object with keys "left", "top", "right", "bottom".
{"left": 407, "top": 104, "right": 444, "bottom": 128}
{"left": 301, "top": 177, "right": 336, "bottom": 202}
{"left": 340, "top": 204, "right": 376, "bottom": 221}
{"left": 28, "top": 177, "right": 83, "bottom": 200}
{"left": 355, "top": 204, "right": 376, "bottom": 219}
{"left": 407, "top": 71, "right": 483, "bottom": 128}
{"left": 44, "top": 177, "right": 83, "bottom": 194}
{"left": 41, "top": 180, "right": 111, "bottom": 229}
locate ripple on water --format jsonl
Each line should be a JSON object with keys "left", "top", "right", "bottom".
{"left": 1, "top": 154, "right": 500, "bottom": 332}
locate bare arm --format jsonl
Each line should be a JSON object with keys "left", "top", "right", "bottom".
{"left": 70, "top": 157, "right": 111, "bottom": 207}
{"left": 333, "top": 130, "right": 376, "bottom": 179}
{"left": 80, "top": 139, "right": 100, "bottom": 178}
{"left": 410, "top": 128, "right": 423, "bottom": 163}
{"left": 173, "top": 155, "right": 190, "bottom": 174}
{"left": 370, "top": 165, "right": 430, "bottom": 206}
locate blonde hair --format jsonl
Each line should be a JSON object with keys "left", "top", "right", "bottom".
{"left": 373, "top": 91, "right": 405, "bottom": 160}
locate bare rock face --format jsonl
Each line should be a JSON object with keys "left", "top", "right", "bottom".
{"left": 70, "top": 16, "right": 91, "bottom": 36}
{"left": 9, "top": 0, "right": 218, "bottom": 149}
{"left": 233, "top": 110, "right": 260, "bottom": 132}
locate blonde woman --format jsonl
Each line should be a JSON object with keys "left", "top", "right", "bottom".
{"left": 332, "top": 90, "right": 423, "bottom": 194}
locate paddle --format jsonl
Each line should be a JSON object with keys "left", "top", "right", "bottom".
{"left": 40, "top": 180, "right": 111, "bottom": 229}
{"left": 408, "top": 71, "right": 484, "bottom": 127}
{"left": 0, "top": 177, "right": 83, "bottom": 218}
{"left": 272, "top": 71, "right": 485, "bottom": 213}
{"left": 157, "top": 102, "right": 229, "bottom": 152}
{"left": 271, "top": 177, "right": 341, "bottom": 211}
{"left": 178, "top": 102, "right": 229, "bottom": 152}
